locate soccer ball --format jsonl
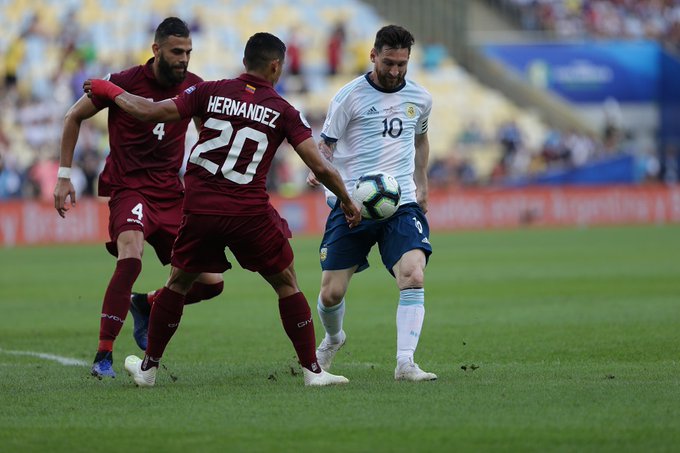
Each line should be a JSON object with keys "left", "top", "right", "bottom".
{"left": 352, "top": 172, "right": 401, "bottom": 220}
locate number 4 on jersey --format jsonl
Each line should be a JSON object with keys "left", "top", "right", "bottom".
{"left": 153, "top": 123, "right": 166, "bottom": 140}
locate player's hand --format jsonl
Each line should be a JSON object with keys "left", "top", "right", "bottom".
{"left": 418, "top": 198, "right": 428, "bottom": 214}
{"left": 417, "top": 190, "right": 428, "bottom": 214}
{"left": 306, "top": 171, "right": 320, "bottom": 187}
{"left": 83, "top": 79, "right": 124, "bottom": 100}
{"left": 341, "top": 199, "right": 362, "bottom": 228}
{"left": 83, "top": 79, "right": 93, "bottom": 98}
{"left": 54, "top": 178, "right": 77, "bottom": 218}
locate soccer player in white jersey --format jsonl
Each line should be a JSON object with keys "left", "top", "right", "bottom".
{"left": 307, "top": 25, "right": 436, "bottom": 381}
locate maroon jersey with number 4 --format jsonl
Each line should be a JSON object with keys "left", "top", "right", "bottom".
{"left": 91, "top": 58, "right": 203, "bottom": 199}
{"left": 172, "top": 73, "right": 312, "bottom": 215}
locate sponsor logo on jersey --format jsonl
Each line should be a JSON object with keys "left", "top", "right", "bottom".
{"left": 405, "top": 104, "right": 417, "bottom": 118}
{"left": 421, "top": 237, "right": 430, "bottom": 244}
{"left": 245, "top": 84, "right": 256, "bottom": 94}
{"left": 320, "top": 247, "right": 328, "bottom": 262}
{"left": 366, "top": 106, "right": 379, "bottom": 115}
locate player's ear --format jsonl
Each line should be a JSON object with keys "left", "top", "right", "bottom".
{"left": 370, "top": 48, "right": 376, "bottom": 63}
{"left": 152, "top": 42, "right": 160, "bottom": 58}
{"left": 272, "top": 58, "right": 282, "bottom": 75}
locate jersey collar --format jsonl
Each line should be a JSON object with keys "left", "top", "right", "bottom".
{"left": 365, "top": 72, "right": 406, "bottom": 93}
{"left": 238, "top": 73, "right": 273, "bottom": 89}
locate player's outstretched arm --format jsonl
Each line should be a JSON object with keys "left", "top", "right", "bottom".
{"left": 54, "top": 95, "right": 99, "bottom": 218}
{"left": 295, "top": 137, "right": 360, "bottom": 227}
{"left": 83, "top": 79, "right": 180, "bottom": 123}
{"left": 306, "top": 139, "right": 335, "bottom": 188}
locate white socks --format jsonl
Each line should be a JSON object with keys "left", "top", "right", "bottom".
{"left": 317, "top": 288, "right": 425, "bottom": 362}
{"left": 396, "top": 288, "right": 425, "bottom": 364}
{"left": 317, "top": 297, "right": 345, "bottom": 343}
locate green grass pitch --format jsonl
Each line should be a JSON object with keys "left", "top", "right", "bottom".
{"left": 1, "top": 225, "right": 679, "bottom": 452}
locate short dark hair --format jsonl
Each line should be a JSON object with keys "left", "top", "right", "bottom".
{"left": 374, "top": 25, "right": 415, "bottom": 53}
{"left": 154, "top": 17, "right": 190, "bottom": 43}
{"left": 244, "top": 32, "right": 286, "bottom": 71}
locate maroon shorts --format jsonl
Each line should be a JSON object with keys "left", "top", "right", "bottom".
{"left": 171, "top": 205, "right": 293, "bottom": 276}
{"left": 106, "top": 189, "right": 183, "bottom": 265}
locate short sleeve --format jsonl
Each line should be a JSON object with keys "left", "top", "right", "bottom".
{"left": 284, "top": 106, "right": 313, "bottom": 148}
{"left": 416, "top": 92, "right": 432, "bottom": 135}
{"left": 320, "top": 97, "right": 352, "bottom": 142}
{"left": 172, "top": 82, "right": 205, "bottom": 119}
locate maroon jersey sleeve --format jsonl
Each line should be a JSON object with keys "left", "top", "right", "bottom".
{"left": 172, "top": 81, "right": 209, "bottom": 119}
{"left": 281, "top": 105, "right": 313, "bottom": 149}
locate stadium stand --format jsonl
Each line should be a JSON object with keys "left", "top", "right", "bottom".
{"left": 487, "top": 0, "right": 680, "bottom": 49}
{"left": 0, "top": 0, "right": 676, "bottom": 202}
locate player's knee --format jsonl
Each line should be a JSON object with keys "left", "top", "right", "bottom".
{"left": 399, "top": 266, "right": 424, "bottom": 288}
{"left": 319, "top": 285, "right": 344, "bottom": 307}
{"left": 261, "top": 265, "right": 299, "bottom": 297}
{"left": 166, "top": 268, "right": 198, "bottom": 294}
{"left": 116, "top": 230, "right": 144, "bottom": 259}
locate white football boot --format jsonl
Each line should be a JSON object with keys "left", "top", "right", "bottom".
{"left": 394, "top": 358, "right": 437, "bottom": 381}
{"left": 124, "top": 355, "right": 157, "bottom": 387}
{"left": 303, "top": 367, "right": 349, "bottom": 386}
{"left": 315, "top": 331, "right": 346, "bottom": 371}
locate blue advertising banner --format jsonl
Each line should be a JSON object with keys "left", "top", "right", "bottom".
{"left": 659, "top": 49, "right": 680, "bottom": 150}
{"left": 482, "top": 41, "right": 660, "bottom": 103}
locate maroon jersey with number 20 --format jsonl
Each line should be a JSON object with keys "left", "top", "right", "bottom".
{"left": 172, "top": 73, "right": 312, "bottom": 215}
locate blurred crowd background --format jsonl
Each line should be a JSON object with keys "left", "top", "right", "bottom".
{"left": 1, "top": 0, "right": 679, "bottom": 203}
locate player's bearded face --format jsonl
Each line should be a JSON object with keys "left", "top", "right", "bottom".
{"left": 158, "top": 51, "right": 187, "bottom": 85}
{"left": 373, "top": 47, "right": 409, "bottom": 90}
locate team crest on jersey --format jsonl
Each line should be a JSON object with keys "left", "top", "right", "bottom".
{"left": 320, "top": 247, "right": 328, "bottom": 262}
{"left": 405, "top": 104, "right": 417, "bottom": 118}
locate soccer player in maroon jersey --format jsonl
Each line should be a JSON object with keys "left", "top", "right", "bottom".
{"left": 84, "top": 32, "right": 362, "bottom": 387}
{"left": 53, "top": 18, "right": 224, "bottom": 379}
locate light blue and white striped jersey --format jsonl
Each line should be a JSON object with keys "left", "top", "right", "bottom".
{"left": 320, "top": 73, "right": 432, "bottom": 205}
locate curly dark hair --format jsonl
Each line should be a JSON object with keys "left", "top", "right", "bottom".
{"left": 373, "top": 25, "right": 415, "bottom": 53}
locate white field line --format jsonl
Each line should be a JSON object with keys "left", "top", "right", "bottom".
{"left": 0, "top": 348, "right": 88, "bottom": 367}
